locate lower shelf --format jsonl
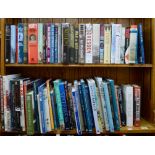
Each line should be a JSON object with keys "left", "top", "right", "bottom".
{"left": 1, "top": 119, "right": 155, "bottom": 136}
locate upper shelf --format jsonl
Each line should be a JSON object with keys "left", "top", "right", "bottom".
{"left": 5, "top": 64, "right": 153, "bottom": 68}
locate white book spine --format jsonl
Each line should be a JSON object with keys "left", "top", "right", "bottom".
{"left": 111, "top": 24, "right": 116, "bottom": 63}
{"left": 120, "top": 27, "right": 125, "bottom": 64}
{"left": 115, "top": 24, "right": 122, "bottom": 64}
{"left": 38, "top": 23, "right": 43, "bottom": 63}
{"left": 87, "top": 80, "right": 100, "bottom": 134}
{"left": 20, "top": 80, "right": 25, "bottom": 131}
{"left": 92, "top": 24, "right": 100, "bottom": 63}
{"left": 85, "top": 24, "right": 93, "bottom": 63}
{"left": 44, "top": 88, "right": 52, "bottom": 132}
{"left": 126, "top": 86, "right": 133, "bottom": 127}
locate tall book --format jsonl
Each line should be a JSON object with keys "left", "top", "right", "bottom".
{"left": 28, "top": 24, "right": 38, "bottom": 64}
{"left": 120, "top": 27, "right": 125, "bottom": 64}
{"left": 54, "top": 24, "right": 58, "bottom": 63}
{"left": 46, "top": 23, "right": 51, "bottom": 63}
{"left": 138, "top": 24, "right": 145, "bottom": 64}
{"left": 104, "top": 24, "right": 111, "bottom": 64}
{"left": 18, "top": 23, "right": 24, "bottom": 64}
{"left": 74, "top": 25, "right": 79, "bottom": 64}
{"left": 99, "top": 24, "right": 104, "bottom": 63}
{"left": 79, "top": 24, "right": 85, "bottom": 63}
{"left": 0, "top": 76, "right": 4, "bottom": 129}
{"left": 129, "top": 25, "right": 138, "bottom": 64}
{"left": 133, "top": 85, "right": 141, "bottom": 127}
{"left": 69, "top": 24, "right": 75, "bottom": 63}
{"left": 5, "top": 24, "right": 11, "bottom": 63}
{"left": 10, "top": 25, "right": 16, "bottom": 63}
{"left": 85, "top": 24, "right": 93, "bottom": 63}
{"left": 38, "top": 23, "right": 44, "bottom": 63}
{"left": 125, "top": 27, "right": 130, "bottom": 64}
{"left": 57, "top": 24, "right": 62, "bottom": 63}
{"left": 23, "top": 23, "right": 28, "bottom": 63}
{"left": 43, "top": 24, "right": 47, "bottom": 63}
{"left": 92, "top": 24, "right": 100, "bottom": 63}
{"left": 50, "top": 24, "right": 55, "bottom": 63}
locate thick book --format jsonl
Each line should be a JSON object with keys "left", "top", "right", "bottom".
{"left": 23, "top": 23, "right": 28, "bottom": 63}
{"left": 138, "top": 24, "right": 145, "bottom": 64}
{"left": 63, "top": 23, "right": 70, "bottom": 64}
{"left": 5, "top": 24, "right": 11, "bottom": 63}
{"left": 38, "top": 23, "right": 44, "bottom": 63}
{"left": 129, "top": 25, "right": 138, "bottom": 64}
{"left": 10, "top": 25, "right": 16, "bottom": 63}
{"left": 99, "top": 24, "right": 104, "bottom": 63}
{"left": 54, "top": 24, "right": 58, "bottom": 63}
{"left": 104, "top": 24, "right": 111, "bottom": 64}
{"left": 46, "top": 23, "right": 51, "bottom": 63}
{"left": 74, "top": 25, "right": 79, "bottom": 64}
{"left": 79, "top": 24, "right": 85, "bottom": 63}
{"left": 125, "top": 27, "right": 130, "bottom": 64}
{"left": 92, "top": 24, "right": 100, "bottom": 64}
{"left": 85, "top": 24, "right": 93, "bottom": 63}
{"left": 69, "top": 25, "right": 75, "bottom": 63}
{"left": 133, "top": 85, "right": 141, "bottom": 127}
{"left": 28, "top": 24, "right": 38, "bottom": 64}
{"left": 50, "top": 24, "right": 55, "bottom": 63}
{"left": 18, "top": 23, "right": 24, "bottom": 64}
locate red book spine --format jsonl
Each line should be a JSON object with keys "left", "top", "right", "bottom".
{"left": 28, "top": 24, "right": 38, "bottom": 64}
{"left": 133, "top": 85, "right": 141, "bottom": 127}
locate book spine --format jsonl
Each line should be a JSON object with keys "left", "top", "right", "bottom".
{"left": 115, "top": 24, "right": 122, "bottom": 64}
{"left": 79, "top": 24, "right": 85, "bottom": 63}
{"left": 54, "top": 24, "right": 58, "bottom": 63}
{"left": 103, "top": 82, "right": 114, "bottom": 132}
{"left": 88, "top": 80, "right": 100, "bottom": 134}
{"left": 85, "top": 24, "right": 93, "bottom": 63}
{"left": 5, "top": 24, "right": 11, "bottom": 63}
{"left": 125, "top": 27, "right": 130, "bottom": 64}
{"left": 38, "top": 23, "right": 44, "bottom": 64}
{"left": 129, "top": 25, "right": 138, "bottom": 64}
{"left": 133, "top": 85, "right": 141, "bottom": 127}
{"left": 18, "top": 23, "right": 24, "bottom": 64}
{"left": 54, "top": 81, "right": 65, "bottom": 129}
{"left": 138, "top": 24, "right": 145, "bottom": 64}
{"left": 69, "top": 25, "right": 75, "bottom": 63}
{"left": 74, "top": 25, "right": 79, "bottom": 63}
{"left": 46, "top": 23, "right": 51, "bottom": 63}
{"left": 63, "top": 24, "right": 70, "bottom": 64}
{"left": 23, "top": 23, "right": 28, "bottom": 63}
{"left": 28, "top": 24, "right": 38, "bottom": 64}
{"left": 92, "top": 24, "right": 100, "bottom": 64}
{"left": 120, "top": 27, "right": 125, "bottom": 64}
{"left": 104, "top": 24, "right": 111, "bottom": 64}
{"left": 111, "top": 24, "right": 116, "bottom": 63}
{"left": 10, "top": 25, "right": 16, "bottom": 63}
{"left": 59, "top": 83, "right": 70, "bottom": 130}
{"left": 43, "top": 24, "right": 47, "bottom": 63}
{"left": 26, "top": 93, "right": 34, "bottom": 135}
{"left": 99, "top": 24, "right": 104, "bottom": 63}
{"left": 0, "top": 77, "right": 4, "bottom": 129}
{"left": 50, "top": 24, "right": 55, "bottom": 63}
{"left": 58, "top": 24, "right": 62, "bottom": 63}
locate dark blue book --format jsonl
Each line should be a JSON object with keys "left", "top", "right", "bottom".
{"left": 50, "top": 24, "right": 55, "bottom": 63}
{"left": 108, "top": 79, "right": 120, "bottom": 130}
{"left": 59, "top": 82, "right": 70, "bottom": 130}
{"left": 54, "top": 24, "right": 58, "bottom": 63}
{"left": 138, "top": 23, "right": 145, "bottom": 64}
{"left": 18, "top": 23, "right": 24, "bottom": 64}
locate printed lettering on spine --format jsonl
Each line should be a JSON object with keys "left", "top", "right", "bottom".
{"left": 85, "top": 24, "right": 93, "bottom": 63}
{"left": 28, "top": 24, "right": 38, "bottom": 64}
{"left": 43, "top": 24, "right": 47, "bottom": 63}
{"left": 79, "top": 24, "right": 85, "bottom": 63}
{"left": 23, "top": 24, "right": 28, "bottom": 63}
{"left": 50, "top": 24, "right": 55, "bottom": 64}
{"left": 54, "top": 24, "right": 58, "bottom": 63}
{"left": 74, "top": 25, "right": 79, "bottom": 64}
{"left": 46, "top": 24, "right": 51, "bottom": 63}
{"left": 120, "top": 27, "right": 125, "bottom": 64}
{"left": 99, "top": 24, "right": 104, "bottom": 63}
{"left": 125, "top": 27, "right": 130, "bottom": 64}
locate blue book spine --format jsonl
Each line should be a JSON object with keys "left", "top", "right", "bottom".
{"left": 54, "top": 25, "right": 58, "bottom": 63}
{"left": 111, "top": 24, "right": 116, "bottom": 64}
{"left": 59, "top": 82, "right": 70, "bottom": 130}
{"left": 103, "top": 82, "right": 114, "bottom": 132}
{"left": 108, "top": 79, "right": 120, "bottom": 130}
{"left": 18, "top": 23, "right": 24, "bottom": 63}
{"left": 138, "top": 24, "right": 145, "bottom": 64}
{"left": 38, "top": 85, "right": 46, "bottom": 133}
{"left": 72, "top": 88, "right": 82, "bottom": 135}
{"left": 50, "top": 24, "right": 55, "bottom": 63}
{"left": 10, "top": 25, "right": 16, "bottom": 63}
{"left": 99, "top": 24, "right": 104, "bottom": 63}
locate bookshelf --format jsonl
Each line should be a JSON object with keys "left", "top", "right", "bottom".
{"left": 0, "top": 18, "right": 155, "bottom": 135}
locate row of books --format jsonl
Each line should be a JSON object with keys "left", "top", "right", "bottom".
{"left": 5, "top": 23, "right": 145, "bottom": 65}
{"left": 0, "top": 74, "right": 141, "bottom": 135}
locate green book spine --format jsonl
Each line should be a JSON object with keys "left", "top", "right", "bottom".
{"left": 26, "top": 93, "right": 34, "bottom": 135}
{"left": 54, "top": 80, "right": 65, "bottom": 129}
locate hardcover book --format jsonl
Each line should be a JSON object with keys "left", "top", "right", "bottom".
{"left": 23, "top": 23, "right": 28, "bottom": 63}
{"left": 125, "top": 27, "right": 130, "bottom": 64}
{"left": 50, "top": 24, "right": 55, "bottom": 63}
{"left": 74, "top": 25, "right": 79, "bottom": 64}
{"left": 99, "top": 24, "right": 104, "bottom": 63}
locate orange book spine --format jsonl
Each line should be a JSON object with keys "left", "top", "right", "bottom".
{"left": 28, "top": 24, "right": 38, "bottom": 64}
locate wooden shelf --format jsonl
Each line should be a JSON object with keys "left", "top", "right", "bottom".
{"left": 5, "top": 64, "right": 153, "bottom": 68}
{"left": 1, "top": 119, "right": 155, "bottom": 135}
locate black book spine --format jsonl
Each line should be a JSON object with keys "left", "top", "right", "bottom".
{"left": 43, "top": 24, "right": 47, "bottom": 63}
{"left": 63, "top": 24, "right": 70, "bottom": 64}
{"left": 74, "top": 25, "right": 79, "bottom": 64}
{"left": 5, "top": 24, "right": 11, "bottom": 63}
